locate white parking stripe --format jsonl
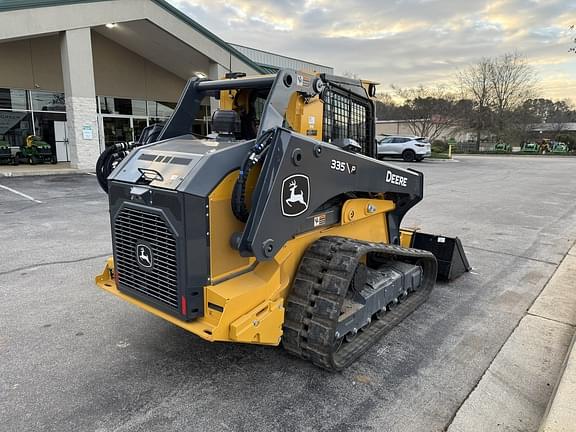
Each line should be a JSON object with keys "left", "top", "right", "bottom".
{"left": 0, "top": 184, "right": 43, "bottom": 204}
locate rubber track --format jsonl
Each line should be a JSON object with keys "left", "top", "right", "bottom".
{"left": 282, "top": 236, "right": 438, "bottom": 371}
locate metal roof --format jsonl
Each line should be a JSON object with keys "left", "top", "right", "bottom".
{"left": 0, "top": 0, "right": 267, "bottom": 74}
{"left": 530, "top": 122, "right": 576, "bottom": 132}
{"left": 0, "top": 0, "right": 107, "bottom": 10}
{"left": 229, "top": 43, "right": 333, "bottom": 75}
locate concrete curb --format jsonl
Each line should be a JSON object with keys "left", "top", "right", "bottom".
{"left": 0, "top": 168, "right": 89, "bottom": 177}
{"left": 539, "top": 326, "right": 576, "bottom": 431}
{"left": 427, "top": 158, "right": 459, "bottom": 163}
{"left": 455, "top": 154, "right": 576, "bottom": 159}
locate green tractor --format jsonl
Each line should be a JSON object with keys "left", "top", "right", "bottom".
{"left": 0, "top": 137, "right": 17, "bottom": 165}
{"left": 550, "top": 141, "right": 569, "bottom": 155}
{"left": 521, "top": 142, "right": 540, "bottom": 154}
{"left": 17, "top": 135, "right": 57, "bottom": 164}
{"left": 493, "top": 143, "right": 511, "bottom": 153}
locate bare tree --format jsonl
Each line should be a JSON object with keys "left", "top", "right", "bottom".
{"left": 457, "top": 58, "right": 493, "bottom": 150}
{"left": 391, "top": 85, "right": 458, "bottom": 141}
{"left": 373, "top": 92, "right": 403, "bottom": 120}
{"left": 375, "top": 92, "right": 394, "bottom": 105}
{"left": 510, "top": 103, "right": 538, "bottom": 145}
{"left": 458, "top": 52, "right": 538, "bottom": 147}
{"left": 546, "top": 100, "right": 574, "bottom": 137}
{"left": 488, "top": 52, "right": 537, "bottom": 141}
{"left": 342, "top": 71, "right": 361, "bottom": 80}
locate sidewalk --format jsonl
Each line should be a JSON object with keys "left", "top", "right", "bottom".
{"left": 448, "top": 244, "right": 576, "bottom": 431}
{"left": 0, "top": 162, "right": 84, "bottom": 177}
{"left": 539, "top": 245, "right": 576, "bottom": 432}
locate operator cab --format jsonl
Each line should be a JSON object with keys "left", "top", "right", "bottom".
{"left": 150, "top": 70, "right": 376, "bottom": 157}
{"left": 101, "top": 69, "right": 379, "bottom": 196}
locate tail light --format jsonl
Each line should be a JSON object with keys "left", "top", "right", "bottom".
{"left": 181, "top": 295, "right": 187, "bottom": 315}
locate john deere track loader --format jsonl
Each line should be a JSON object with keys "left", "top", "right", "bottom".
{"left": 96, "top": 70, "right": 469, "bottom": 370}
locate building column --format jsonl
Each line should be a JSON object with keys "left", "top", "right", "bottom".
{"left": 60, "top": 27, "right": 99, "bottom": 170}
{"left": 208, "top": 62, "right": 227, "bottom": 114}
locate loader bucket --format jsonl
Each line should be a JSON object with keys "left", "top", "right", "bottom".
{"left": 410, "top": 232, "right": 471, "bottom": 281}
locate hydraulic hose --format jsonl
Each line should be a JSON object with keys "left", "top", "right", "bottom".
{"left": 96, "top": 123, "right": 165, "bottom": 193}
{"left": 96, "top": 142, "right": 131, "bottom": 193}
{"left": 231, "top": 129, "right": 275, "bottom": 222}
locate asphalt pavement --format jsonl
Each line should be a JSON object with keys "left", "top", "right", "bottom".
{"left": 1, "top": 155, "right": 576, "bottom": 432}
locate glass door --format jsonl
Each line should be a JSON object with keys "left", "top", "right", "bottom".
{"left": 53, "top": 121, "right": 69, "bottom": 162}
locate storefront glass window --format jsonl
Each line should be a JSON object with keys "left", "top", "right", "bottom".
{"left": 149, "top": 117, "right": 168, "bottom": 126}
{"left": 147, "top": 101, "right": 176, "bottom": 117}
{"left": 103, "top": 117, "right": 133, "bottom": 145}
{"left": 0, "top": 111, "right": 33, "bottom": 147}
{"left": 99, "top": 97, "right": 113, "bottom": 114}
{"left": 31, "top": 91, "right": 66, "bottom": 112}
{"left": 97, "top": 97, "right": 208, "bottom": 146}
{"left": 0, "top": 88, "right": 29, "bottom": 111}
{"left": 194, "top": 105, "right": 211, "bottom": 136}
{"left": 131, "top": 99, "right": 147, "bottom": 116}
{"left": 133, "top": 118, "right": 148, "bottom": 142}
{"left": 99, "top": 97, "right": 147, "bottom": 116}
{"left": 197, "top": 104, "right": 210, "bottom": 120}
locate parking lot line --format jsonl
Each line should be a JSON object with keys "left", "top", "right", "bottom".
{"left": 0, "top": 184, "right": 43, "bottom": 204}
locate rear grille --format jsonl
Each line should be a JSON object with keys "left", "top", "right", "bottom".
{"left": 113, "top": 207, "right": 179, "bottom": 309}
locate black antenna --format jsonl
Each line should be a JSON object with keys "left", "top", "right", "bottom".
{"left": 229, "top": 51, "right": 232, "bottom": 72}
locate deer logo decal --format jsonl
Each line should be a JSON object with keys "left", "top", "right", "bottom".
{"left": 136, "top": 243, "right": 154, "bottom": 269}
{"left": 281, "top": 174, "right": 310, "bottom": 217}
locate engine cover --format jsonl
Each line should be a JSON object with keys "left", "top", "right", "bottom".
{"left": 107, "top": 136, "right": 253, "bottom": 321}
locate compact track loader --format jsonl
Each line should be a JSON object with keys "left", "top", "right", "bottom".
{"left": 96, "top": 69, "right": 469, "bottom": 370}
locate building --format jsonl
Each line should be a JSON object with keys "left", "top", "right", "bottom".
{"left": 229, "top": 44, "right": 333, "bottom": 75}
{"left": 376, "top": 119, "right": 576, "bottom": 146}
{"left": 376, "top": 119, "right": 467, "bottom": 142}
{"left": 376, "top": 120, "right": 420, "bottom": 137}
{"left": 529, "top": 122, "right": 576, "bottom": 138}
{"left": 0, "top": 0, "right": 331, "bottom": 170}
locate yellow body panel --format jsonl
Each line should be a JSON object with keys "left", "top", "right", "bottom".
{"left": 96, "top": 198, "right": 395, "bottom": 346}
{"left": 399, "top": 228, "right": 419, "bottom": 248}
{"left": 219, "top": 73, "right": 324, "bottom": 139}
{"left": 208, "top": 169, "right": 259, "bottom": 283}
{"left": 229, "top": 298, "right": 284, "bottom": 344}
{"left": 341, "top": 198, "right": 394, "bottom": 224}
{"left": 219, "top": 89, "right": 236, "bottom": 110}
{"left": 219, "top": 89, "right": 251, "bottom": 112}
{"left": 400, "top": 229, "right": 414, "bottom": 248}
{"left": 285, "top": 93, "right": 324, "bottom": 139}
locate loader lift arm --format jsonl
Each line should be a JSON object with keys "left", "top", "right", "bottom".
{"left": 235, "top": 127, "right": 424, "bottom": 260}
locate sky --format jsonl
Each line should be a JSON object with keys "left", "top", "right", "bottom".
{"left": 167, "top": 0, "right": 576, "bottom": 101}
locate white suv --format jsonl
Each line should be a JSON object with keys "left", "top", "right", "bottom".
{"left": 377, "top": 135, "right": 431, "bottom": 162}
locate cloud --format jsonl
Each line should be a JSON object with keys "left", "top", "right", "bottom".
{"left": 168, "top": 0, "right": 576, "bottom": 100}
